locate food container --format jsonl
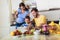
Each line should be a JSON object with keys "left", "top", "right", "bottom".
{"left": 34, "top": 30, "right": 40, "bottom": 35}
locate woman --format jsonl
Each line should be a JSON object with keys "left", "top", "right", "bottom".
{"left": 15, "top": 2, "right": 29, "bottom": 29}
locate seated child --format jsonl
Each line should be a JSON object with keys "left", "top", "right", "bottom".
{"left": 22, "top": 16, "right": 34, "bottom": 30}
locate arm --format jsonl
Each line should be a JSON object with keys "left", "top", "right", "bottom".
{"left": 26, "top": 10, "right": 30, "bottom": 16}
{"left": 31, "top": 19, "right": 35, "bottom": 27}
{"left": 27, "top": 13, "right": 30, "bottom": 16}
{"left": 14, "top": 11, "right": 18, "bottom": 19}
{"left": 27, "top": 23, "right": 34, "bottom": 30}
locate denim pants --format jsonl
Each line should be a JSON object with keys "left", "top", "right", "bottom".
{"left": 16, "top": 22, "right": 25, "bottom": 29}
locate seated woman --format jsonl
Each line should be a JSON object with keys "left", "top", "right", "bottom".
{"left": 15, "top": 2, "right": 30, "bottom": 29}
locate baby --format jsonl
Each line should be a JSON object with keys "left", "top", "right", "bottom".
{"left": 22, "top": 16, "right": 34, "bottom": 30}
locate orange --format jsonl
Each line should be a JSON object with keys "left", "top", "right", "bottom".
{"left": 10, "top": 32, "right": 15, "bottom": 36}
{"left": 57, "top": 31, "right": 60, "bottom": 34}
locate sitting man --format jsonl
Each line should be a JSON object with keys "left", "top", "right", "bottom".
{"left": 31, "top": 8, "right": 47, "bottom": 29}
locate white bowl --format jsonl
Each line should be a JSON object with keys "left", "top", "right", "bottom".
{"left": 34, "top": 30, "right": 40, "bottom": 35}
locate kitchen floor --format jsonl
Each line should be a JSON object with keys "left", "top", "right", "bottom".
{"left": 1, "top": 34, "right": 60, "bottom": 40}
{"left": 1, "top": 26, "right": 60, "bottom": 40}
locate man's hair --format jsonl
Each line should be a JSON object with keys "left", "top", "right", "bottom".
{"left": 25, "top": 16, "right": 30, "bottom": 20}
{"left": 19, "top": 2, "right": 25, "bottom": 7}
{"left": 31, "top": 8, "right": 38, "bottom": 12}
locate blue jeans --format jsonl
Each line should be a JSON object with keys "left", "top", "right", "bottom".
{"left": 16, "top": 22, "right": 25, "bottom": 29}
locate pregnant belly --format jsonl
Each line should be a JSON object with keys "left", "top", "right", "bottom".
{"left": 16, "top": 18, "right": 24, "bottom": 23}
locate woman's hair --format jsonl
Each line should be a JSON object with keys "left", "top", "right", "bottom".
{"left": 31, "top": 8, "right": 38, "bottom": 12}
{"left": 26, "top": 5, "right": 30, "bottom": 9}
{"left": 19, "top": 2, "right": 25, "bottom": 7}
{"left": 25, "top": 16, "right": 30, "bottom": 20}
{"left": 19, "top": 2, "right": 29, "bottom": 11}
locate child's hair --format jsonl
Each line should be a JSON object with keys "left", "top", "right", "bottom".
{"left": 25, "top": 16, "right": 30, "bottom": 20}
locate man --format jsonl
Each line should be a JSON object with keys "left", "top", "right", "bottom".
{"left": 31, "top": 8, "right": 47, "bottom": 29}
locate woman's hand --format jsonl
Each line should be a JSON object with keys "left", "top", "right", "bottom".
{"left": 14, "top": 11, "right": 18, "bottom": 19}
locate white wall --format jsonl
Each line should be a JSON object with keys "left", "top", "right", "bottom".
{"left": 11, "top": 0, "right": 22, "bottom": 13}
{"left": 0, "top": 0, "right": 10, "bottom": 39}
{"left": 40, "top": 10, "right": 60, "bottom": 21}
{"left": 36, "top": 0, "right": 60, "bottom": 11}
{"left": 0, "top": 0, "right": 22, "bottom": 39}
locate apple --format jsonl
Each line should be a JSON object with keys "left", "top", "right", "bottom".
{"left": 14, "top": 30, "right": 22, "bottom": 35}
{"left": 24, "top": 31, "right": 29, "bottom": 35}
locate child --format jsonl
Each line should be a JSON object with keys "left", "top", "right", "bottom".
{"left": 22, "top": 16, "right": 34, "bottom": 30}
